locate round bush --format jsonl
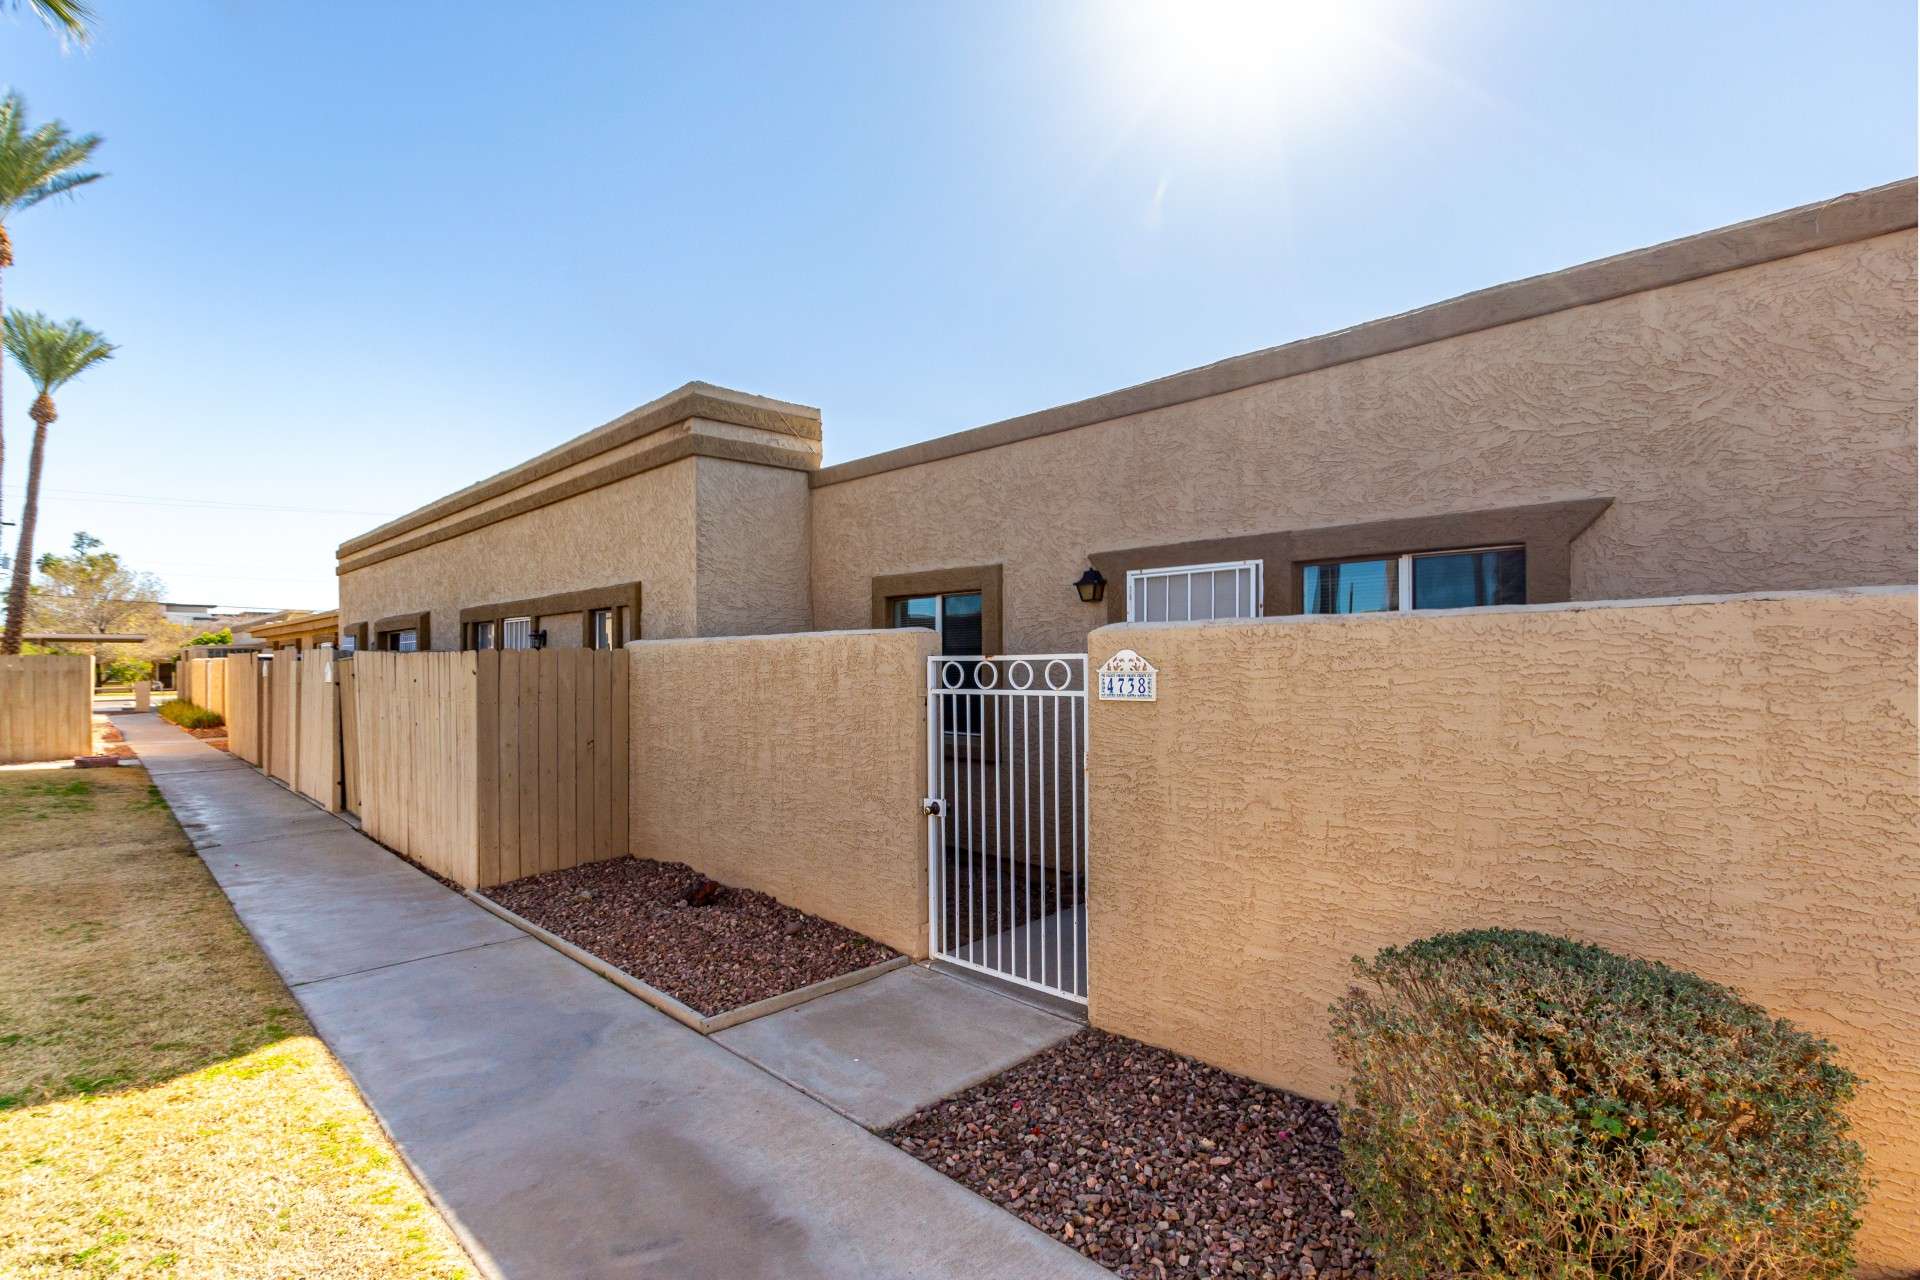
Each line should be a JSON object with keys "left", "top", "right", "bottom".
{"left": 1329, "top": 929, "right": 1864, "bottom": 1279}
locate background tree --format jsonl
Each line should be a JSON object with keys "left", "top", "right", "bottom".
{"left": 1, "top": 309, "right": 113, "bottom": 653}
{"left": 26, "top": 530, "right": 187, "bottom": 664}
{"left": 0, "top": 93, "right": 101, "bottom": 538}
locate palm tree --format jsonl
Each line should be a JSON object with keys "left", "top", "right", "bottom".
{"left": 1, "top": 310, "right": 113, "bottom": 654}
{"left": 6, "top": 1, "right": 93, "bottom": 43}
{"left": 0, "top": 93, "right": 102, "bottom": 541}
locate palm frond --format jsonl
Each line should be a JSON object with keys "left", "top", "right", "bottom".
{"left": 0, "top": 92, "right": 105, "bottom": 218}
{"left": 7, "top": 0, "right": 94, "bottom": 44}
{"left": 3, "top": 309, "right": 114, "bottom": 395}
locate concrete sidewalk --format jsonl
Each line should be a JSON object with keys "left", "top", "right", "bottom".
{"left": 119, "top": 713, "right": 1101, "bottom": 1280}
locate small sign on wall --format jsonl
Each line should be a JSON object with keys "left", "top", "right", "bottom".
{"left": 1097, "top": 649, "right": 1158, "bottom": 701}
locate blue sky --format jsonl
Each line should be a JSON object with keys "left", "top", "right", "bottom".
{"left": 1, "top": 1, "right": 1913, "bottom": 609}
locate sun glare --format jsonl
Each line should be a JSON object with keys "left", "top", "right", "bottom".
{"left": 1098, "top": 0, "right": 1402, "bottom": 134}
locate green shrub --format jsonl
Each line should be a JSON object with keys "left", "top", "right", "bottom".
{"left": 157, "top": 700, "right": 223, "bottom": 731}
{"left": 1329, "top": 929, "right": 1864, "bottom": 1279}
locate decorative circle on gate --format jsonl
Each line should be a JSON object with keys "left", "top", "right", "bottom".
{"left": 939, "top": 660, "right": 970, "bottom": 689}
{"left": 975, "top": 661, "right": 1000, "bottom": 689}
{"left": 1044, "top": 659, "right": 1073, "bottom": 690}
{"left": 1007, "top": 660, "right": 1034, "bottom": 690}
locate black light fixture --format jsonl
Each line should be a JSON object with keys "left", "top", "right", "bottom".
{"left": 1074, "top": 566, "right": 1107, "bottom": 604}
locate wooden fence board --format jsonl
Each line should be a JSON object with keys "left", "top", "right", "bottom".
{"left": 338, "top": 657, "right": 360, "bottom": 814}
{"left": 293, "top": 651, "right": 339, "bottom": 811}
{"left": 224, "top": 655, "right": 259, "bottom": 763}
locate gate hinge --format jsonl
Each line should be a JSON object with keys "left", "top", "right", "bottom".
{"left": 922, "top": 798, "right": 944, "bottom": 818}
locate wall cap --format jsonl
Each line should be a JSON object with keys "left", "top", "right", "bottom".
{"left": 816, "top": 178, "right": 1918, "bottom": 489}
{"left": 625, "top": 627, "right": 933, "bottom": 649}
{"left": 1090, "top": 584, "right": 1919, "bottom": 641}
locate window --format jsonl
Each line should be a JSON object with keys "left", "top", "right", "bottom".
{"left": 588, "top": 608, "right": 616, "bottom": 650}
{"left": 1126, "top": 561, "right": 1262, "bottom": 622}
{"left": 472, "top": 620, "right": 496, "bottom": 650}
{"left": 890, "top": 592, "right": 983, "bottom": 656}
{"left": 382, "top": 629, "right": 418, "bottom": 652}
{"left": 892, "top": 591, "right": 984, "bottom": 733}
{"left": 339, "top": 634, "right": 357, "bottom": 654}
{"left": 1302, "top": 546, "right": 1525, "bottom": 614}
{"left": 501, "top": 616, "right": 533, "bottom": 650}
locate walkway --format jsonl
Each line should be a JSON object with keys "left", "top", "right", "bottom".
{"left": 118, "top": 713, "right": 1101, "bottom": 1280}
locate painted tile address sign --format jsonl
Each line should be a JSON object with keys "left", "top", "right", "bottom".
{"left": 1097, "top": 649, "right": 1157, "bottom": 702}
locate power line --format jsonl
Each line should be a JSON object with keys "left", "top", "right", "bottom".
{"left": 0, "top": 485, "right": 398, "bottom": 518}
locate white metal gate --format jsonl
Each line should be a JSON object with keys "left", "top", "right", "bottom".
{"left": 927, "top": 654, "right": 1087, "bottom": 1002}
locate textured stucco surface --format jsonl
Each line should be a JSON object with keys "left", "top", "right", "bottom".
{"left": 628, "top": 628, "right": 937, "bottom": 956}
{"left": 340, "top": 458, "right": 701, "bottom": 647}
{"left": 811, "top": 232, "right": 1917, "bottom": 651}
{"left": 694, "top": 458, "right": 813, "bottom": 637}
{"left": 1086, "top": 589, "right": 1920, "bottom": 1272}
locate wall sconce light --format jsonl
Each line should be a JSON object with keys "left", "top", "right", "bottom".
{"left": 529, "top": 629, "right": 548, "bottom": 650}
{"left": 1074, "top": 567, "right": 1107, "bottom": 604}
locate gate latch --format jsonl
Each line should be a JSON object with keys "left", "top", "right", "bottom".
{"left": 922, "top": 798, "right": 944, "bottom": 818}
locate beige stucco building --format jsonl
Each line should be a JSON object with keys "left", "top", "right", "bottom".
{"left": 324, "top": 177, "right": 1920, "bottom": 1269}
{"left": 338, "top": 179, "right": 1917, "bottom": 651}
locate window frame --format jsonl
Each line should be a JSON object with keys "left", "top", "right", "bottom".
{"left": 1301, "top": 544, "right": 1526, "bottom": 615}
{"left": 501, "top": 616, "right": 534, "bottom": 651}
{"left": 1124, "top": 559, "right": 1264, "bottom": 623}
{"left": 586, "top": 607, "right": 616, "bottom": 650}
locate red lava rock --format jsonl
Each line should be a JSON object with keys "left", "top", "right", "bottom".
{"left": 680, "top": 877, "right": 722, "bottom": 907}
{"left": 885, "top": 1029, "right": 1375, "bottom": 1280}
{"left": 488, "top": 857, "right": 897, "bottom": 1016}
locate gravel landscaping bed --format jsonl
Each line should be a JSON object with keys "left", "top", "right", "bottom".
{"left": 887, "top": 1029, "right": 1373, "bottom": 1280}
{"left": 486, "top": 857, "right": 897, "bottom": 1016}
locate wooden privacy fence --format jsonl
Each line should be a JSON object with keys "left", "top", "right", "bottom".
{"left": 224, "top": 653, "right": 262, "bottom": 763}
{"left": 0, "top": 654, "right": 93, "bottom": 763}
{"left": 178, "top": 656, "right": 229, "bottom": 719}
{"left": 219, "top": 651, "right": 340, "bottom": 812}
{"left": 351, "top": 649, "right": 629, "bottom": 889}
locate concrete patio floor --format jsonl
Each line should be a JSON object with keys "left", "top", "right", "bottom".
{"left": 118, "top": 712, "right": 1103, "bottom": 1280}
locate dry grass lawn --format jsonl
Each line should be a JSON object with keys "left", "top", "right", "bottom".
{"left": 0, "top": 764, "right": 472, "bottom": 1278}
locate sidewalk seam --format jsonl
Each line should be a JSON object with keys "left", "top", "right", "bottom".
{"left": 289, "top": 936, "right": 529, "bottom": 989}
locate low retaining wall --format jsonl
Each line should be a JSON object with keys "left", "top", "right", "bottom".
{"left": 1086, "top": 588, "right": 1919, "bottom": 1273}
{"left": 629, "top": 628, "right": 936, "bottom": 957}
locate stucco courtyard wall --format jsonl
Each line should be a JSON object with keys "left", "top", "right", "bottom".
{"left": 811, "top": 227, "right": 1917, "bottom": 652}
{"left": 628, "top": 628, "right": 937, "bottom": 956}
{"left": 1085, "top": 587, "right": 1920, "bottom": 1272}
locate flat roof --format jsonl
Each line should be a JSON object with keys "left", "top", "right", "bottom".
{"left": 812, "top": 177, "right": 1917, "bottom": 487}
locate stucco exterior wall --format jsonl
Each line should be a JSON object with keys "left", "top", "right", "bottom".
{"left": 811, "top": 231, "right": 1917, "bottom": 651}
{"left": 339, "top": 459, "right": 701, "bottom": 648}
{"left": 694, "top": 458, "right": 812, "bottom": 637}
{"left": 1085, "top": 588, "right": 1920, "bottom": 1272}
{"left": 628, "top": 628, "right": 937, "bottom": 956}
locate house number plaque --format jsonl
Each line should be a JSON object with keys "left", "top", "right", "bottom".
{"left": 1097, "top": 649, "right": 1158, "bottom": 701}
